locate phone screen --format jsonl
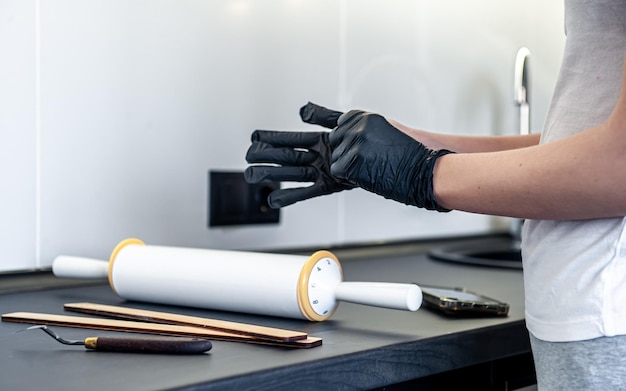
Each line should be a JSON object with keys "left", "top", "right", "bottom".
{"left": 421, "top": 287, "right": 497, "bottom": 302}
{"left": 419, "top": 285, "right": 509, "bottom": 316}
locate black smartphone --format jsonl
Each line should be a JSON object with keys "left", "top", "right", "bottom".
{"left": 418, "top": 284, "right": 509, "bottom": 316}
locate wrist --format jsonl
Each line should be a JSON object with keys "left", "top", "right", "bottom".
{"left": 431, "top": 152, "right": 453, "bottom": 211}
{"left": 405, "top": 148, "right": 454, "bottom": 211}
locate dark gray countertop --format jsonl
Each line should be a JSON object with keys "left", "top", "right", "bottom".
{"left": 0, "top": 237, "right": 528, "bottom": 390}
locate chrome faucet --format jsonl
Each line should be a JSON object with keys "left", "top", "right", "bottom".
{"left": 514, "top": 47, "right": 531, "bottom": 135}
{"left": 510, "top": 47, "right": 531, "bottom": 245}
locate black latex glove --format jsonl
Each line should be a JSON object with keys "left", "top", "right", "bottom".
{"left": 244, "top": 102, "right": 357, "bottom": 208}
{"left": 329, "top": 110, "right": 455, "bottom": 211}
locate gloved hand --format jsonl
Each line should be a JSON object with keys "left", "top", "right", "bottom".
{"left": 244, "top": 102, "right": 357, "bottom": 208}
{"left": 330, "top": 110, "right": 455, "bottom": 211}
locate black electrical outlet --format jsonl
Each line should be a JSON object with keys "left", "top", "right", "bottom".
{"left": 209, "top": 171, "right": 280, "bottom": 227}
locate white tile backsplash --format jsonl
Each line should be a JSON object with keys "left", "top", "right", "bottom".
{"left": 0, "top": 0, "right": 565, "bottom": 271}
{"left": 0, "top": 0, "right": 38, "bottom": 270}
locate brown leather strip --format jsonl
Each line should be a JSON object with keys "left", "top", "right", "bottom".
{"left": 1, "top": 312, "right": 322, "bottom": 349}
{"left": 63, "top": 302, "right": 306, "bottom": 342}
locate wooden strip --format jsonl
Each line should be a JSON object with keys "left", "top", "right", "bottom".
{"left": 1, "top": 312, "right": 322, "bottom": 349}
{"left": 63, "top": 302, "right": 306, "bottom": 342}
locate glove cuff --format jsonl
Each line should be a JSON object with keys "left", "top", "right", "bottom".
{"left": 410, "top": 148, "right": 455, "bottom": 212}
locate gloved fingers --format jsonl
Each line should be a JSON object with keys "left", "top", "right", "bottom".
{"left": 251, "top": 130, "right": 324, "bottom": 149}
{"left": 244, "top": 165, "right": 318, "bottom": 183}
{"left": 329, "top": 118, "right": 364, "bottom": 163}
{"left": 330, "top": 133, "right": 359, "bottom": 162}
{"left": 329, "top": 110, "right": 366, "bottom": 148}
{"left": 299, "top": 102, "right": 343, "bottom": 129}
{"left": 266, "top": 184, "right": 330, "bottom": 208}
{"left": 336, "top": 109, "right": 365, "bottom": 126}
{"left": 329, "top": 111, "right": 365, "bottom": 174}
{"left": 330, "top": 148, "right": 360, "bottom": 182}
{"left": 245, "top": 141, "right": 317, "bottom": 165}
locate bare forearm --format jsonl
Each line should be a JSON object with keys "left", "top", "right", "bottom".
{"left": 433, "top": 123, "right": 626, "bottom": 220}
{"left": 389, "top": 119, "right": 541, "bottom": 152}
{"left": 427, "top": 132, "right": 541, "bottom": 153}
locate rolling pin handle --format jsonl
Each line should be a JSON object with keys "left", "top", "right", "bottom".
{"left": 52, "top": 255, "right": 109, "bottom": 279}
{"left": 334, "top": 282, "right": 422, "bottom": 311}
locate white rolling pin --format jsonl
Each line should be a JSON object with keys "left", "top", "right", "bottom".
{"left": 52, "top": 238, "right": 422, "bottom": 321}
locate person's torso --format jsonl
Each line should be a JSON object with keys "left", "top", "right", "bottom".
{"left": 522, "top": 0, "right": 626, "bottom": 342}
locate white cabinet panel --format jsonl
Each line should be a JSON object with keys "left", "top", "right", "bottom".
{"left": 0, "top": 0, "right": 37, "bottom": 271}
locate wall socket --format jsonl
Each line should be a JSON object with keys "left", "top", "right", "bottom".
{"left": 209, "top": 171, "right": 280, "bottom": 227}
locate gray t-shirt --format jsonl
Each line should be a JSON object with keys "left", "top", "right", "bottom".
{"left": 522, "top": 0, "right": 626, "bottom": 342}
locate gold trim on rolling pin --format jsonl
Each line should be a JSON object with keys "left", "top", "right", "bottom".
{"left": 108, "top": 238, "right": 145, "bottom": 295}
{"left": 296, "top": 250, "right": 342, "bottom": 321}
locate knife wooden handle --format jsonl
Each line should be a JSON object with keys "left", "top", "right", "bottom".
{"left": 84, "top": 336, "right": 212, "bottom": 354}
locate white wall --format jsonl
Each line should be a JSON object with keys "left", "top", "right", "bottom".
{"left": 0, "top": 0, "right": 565, "bottom": 272}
